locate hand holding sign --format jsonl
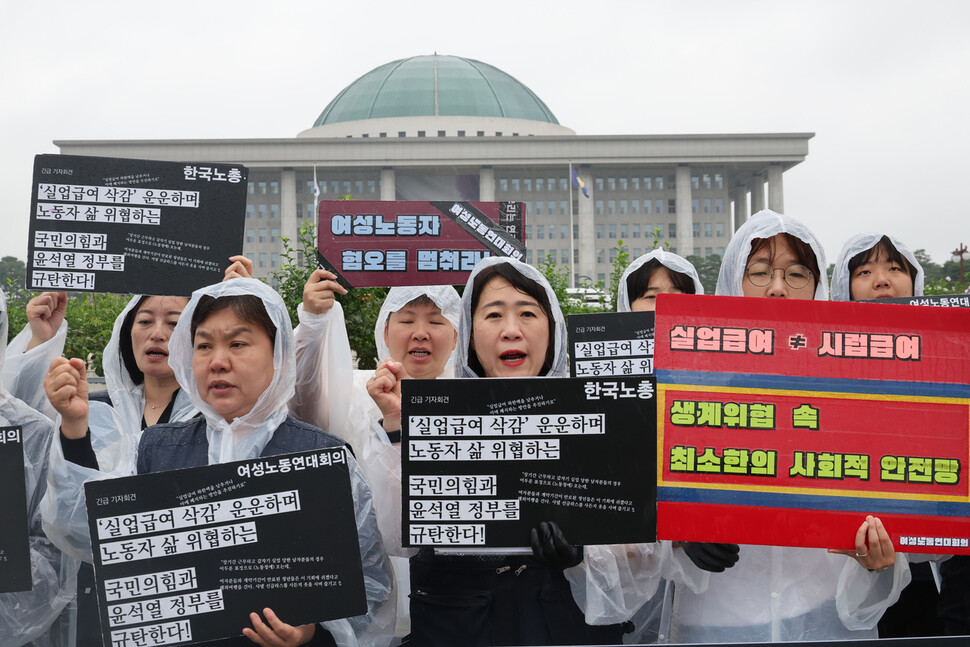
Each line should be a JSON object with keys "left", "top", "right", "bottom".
{"left": 367, "top": 359, "right": 408, "bottom": 436}
{"left": 828, "top": 515, "right": 896, "bottom": 572}
{"left": 302, "top": 269, "right": 347, "bottom": 315}
{"left": 242, "top": 607, "right": 317, "bottom": 647}
{"left": 224, "top": 254, "right": 255, "bottom": 280}
{"left": 530, "top": 521, "right": 583, "bottom": 570}
{"left": 44, "top": 357, "right": 89, "bottom": 439}
{"left": 25, "top": 291, "right": 68, "bottom": 350}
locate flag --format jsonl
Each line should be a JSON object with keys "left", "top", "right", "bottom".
{"left": 571, "top": 164, "right": 589, "bottom": 198}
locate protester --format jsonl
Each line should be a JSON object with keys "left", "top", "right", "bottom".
{"left": 661, "top": 210, "right": 911, "bottom": 642}
{"left": 830, "top": 233, "right": 924, "bottom": 302}
{"left": 52, "top": 278, "right": 391, "bottom": 646}
{"left": 0, "top": 289, "right": 78, "bottom": 647}
{"left": 830, "top": 234, "right": 945, "bottom": 638}
{"left": 405, "top": 256, "right": 665, "bottom": 645}
{"left": 616, "top": 249, "right": 704, "bottom": 312}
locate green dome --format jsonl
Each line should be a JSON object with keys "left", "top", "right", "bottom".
{"left": 313, "top": 55, "right": 560, "bottom": 127}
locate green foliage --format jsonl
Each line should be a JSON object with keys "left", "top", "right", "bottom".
{"left": 535, "top": 254, "right": 602, "bottom": 315}
{"left": 271, "top": 222, "right": 318, "bottom": 329}
{"left": 685, "top": 254, "right": 722, "bottom": 295}
{"left": 0, "top": 257, "right": 26, "bottom": 290}
{"left": 5, "top": 285, "right": 128, "bottom": 376}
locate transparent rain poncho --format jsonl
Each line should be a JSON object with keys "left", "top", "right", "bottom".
{"left": 4, "top": 307, "right": 68, "bottom": 421}
{"left": 715, "top": 209, "right": 830, "bottom": 301}
{"left": 453, "top": 257, "right": 673, "bottom": 627}
{"left": 40, "top": 295, "right": 196, "bottom": 562}
{"left": 616, "top": 249, "right": 704, "bottom": 313}
{"left": 659, "top": 210, "right": 912, "bottom": 642}
{"left": 167, "top": 279, "right": 392, "bottom": 647}
{"left": 829, "top": 233, "right": 925, "bottom": 302}
{"left": 0, "top": 289, "right": 78, "bottom": 647}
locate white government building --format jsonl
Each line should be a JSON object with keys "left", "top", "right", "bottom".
{"left": 55, "top": 54, "right": 811, "bottom": 285}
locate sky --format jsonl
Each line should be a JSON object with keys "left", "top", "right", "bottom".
{"left": 2, "top": 0, "right": 968, "bottom": 269}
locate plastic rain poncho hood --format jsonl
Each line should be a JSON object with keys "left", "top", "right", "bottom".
{"left": 0, "top": 289, "right": 78, "bottom": 647}
{"left": 715, "top": 209, "right": 829, "bottom": 300}
{"left": 455, "top": 256, "right": 568, "bottom": 378}
{"left": 373, "top": 285, "right": 461, "bottom": 367}
{"left": 616, "top": 249, "right": 704, "bottom": 312}
{"left": 830, "top": 233, "right": 924, "bottom": 302}
{"left": 168, "top": 279, "right": 294, "bottom": 464}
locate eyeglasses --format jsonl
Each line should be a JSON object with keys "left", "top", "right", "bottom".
{"left": 744, "top": 263, "right": 814, "bottom": 289}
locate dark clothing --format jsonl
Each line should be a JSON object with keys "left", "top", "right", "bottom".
{"left": 409, "top": 548, "right": 624, "bottom": 647}
{"left": 878, "top": 562, "right": 944, "bottom": 637}
{"left": 939, "top": 555, "right": 970, "bottom": 635}
{"left": 137, "top": 414, "right": 354, "bottom": 647}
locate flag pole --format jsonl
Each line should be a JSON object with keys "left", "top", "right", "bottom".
{"left": 568, "top": 161, "right": 575, "bottom": 289}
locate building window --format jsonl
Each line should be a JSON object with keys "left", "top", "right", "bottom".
{"left": 548, "top": 225, "right": 556, "bottom": 240}
{"left": 536, "top": 225, "right": 545, "bottom": 240}
{"left": 703, "top": 198, "right": 711, "bottom": 214}
{"left": 574, "top": 249, "right": 579, "bottom": 264}
{"left": 499, "top": 178, "right": 508, "bottom": 192}
{"left": 270, "top": 181, "right": 279, "bottom": 194}
{"left": 610, "top": 248, "right": 618, "bottom": 262}
{"left": 307, "top": 204, "right": 314, "bottom": 219}
{"left": 548, "top": 201, "right": 556, "bottom": 215}
{"left": 595, "top": 200, "right": 604, "bottom": 216}
{"left": 598, "top": 273, "right": 606, "bottom": 284}
{"left": 705, "top": 247, "right": 713, "bottom": 256}
{"left": 694, "top": 247, "right": 701, "bottom": 256}
{"left": 560, "top": 200, "right": 568, "bottom": 215}
{"left": 560, "top": 177, "right": 568, "bottom": 191}
{"left": 669, "top": 223, "right": 677, "bottom": 238}
{"left": 608, "top": 177, "right": 616, "bottom": 191}
{"left": 573, "top": 224, "right": 579, "bottom": 239}
{"left": 693, "top": 223, "right": 701, "bottom": 237}
{"left": 379, "top": 132, "right": 387, "bottom": 138}
{"left": 417, "top": 131, "right": 426, "bottom": 137}
{"left": 716, "top": 198, "right": 724, "bottom": 213}
{"left": 524, "top": 201, "right": 532, "bottom": 216}
{"left": 595, "top": 177, "right": 604, "bottom": 192}
{"left": 607, "top": 223, "right": 616, "bottom": 239}
{"left": 248, "top": 182, "right": 255, "bottom": 194}
{"left": 477, "top": 131, "right": 485, "bottom": 137}
{"left": 715, "top": 173, "right": 723, "bottom": 189}
{"left": 548, "top": 178, "right": 556, "bottom": 191}
{"left": 716, "top": 222, "right": 725, "bottom": 237}
{"left": 597, "top": 249, "right": 605, "bottom": 264}
{"left": 692, "top": 199, "right": 699, "bottom": 214}
{"left": 561, "top": 249, "right": 569, "bottom": 264}
{"left": 632, "top": 223, "right": 641, "bottom": 239}
{"left": 620, "top": 177, "right": 628, "bottom": 191}
{"left": 703, "top": 174, "right": 712, "bottom": 190}
{"left": 656, "top": 176, "right": 664, "bottom": 190}
{"left": 270, "top": 204, "right": 280, "bottom": 219}
{"left": 608, "top": 200, "right": 616, "bottom": 215}
{"left": 246, "top": 205, "right": 254, "bottom": 219}
{"left": 632, "top": 177, "right": 640, "bottom": 191}
{"left": 438, "top": 130, "right": 446, "bottom": 137}
{"left": 619, "top": 200, "right": 628, "bottom": 215}
{"left": 271, "top": 228, "right": 280, "bottom": 242}
{"left": 246, "top": 228, "right": 254, "bottom": 243}
{"left": 258, "top": 228, "right": 267, "bottom": 243}
{"left": 495, "top": 131, "right": 502, "bottom": 136}
{"left": 656, "top": 200, "right": 664, "bottom": 214}
{"left": 536, "top": 178, "right": 544, "bottom": 192}
{"left": 258, "top": 182, "right": 267, "bottom": 194}
{"left": 704, "top": 223, "right": 713, "bottom": 237}
{"left": 258, "top": 205, "right": 267, "bottom": 219}
{"left": 620, "top": 223, "right": 628, "bottom": 238}
{"left": 296, "top": 203, "right": 303, "bottom": 219}
{"left": 632, "top": 200, "right": 639, "bottom": 215}
{"left": 512, "top": 178, "right": 520, "bottom": 192}
{"left": 398, "top": 131, "right": 406, "bottom": 137}
{"left": 535, "top": 201, "right": 543, "bottom": 216}
{"left": 526, "top": 250, "right": 533, "bottom": 264}
{"left": 595, "top": 224, "right": 604, "bottom": 239}
{"left": 525, "top": 225, "right": 532, "bottom": 240}
{"left": 691, "top": 176, "right": 700, "bottom": 190}
{"left": 457, "top": 130, "right": 465, "bottom": 137}
{"left": 560, "top": 225, "right": 568, "bottom": 239}
{"left": 331, "top": 181, "right": 339, "bottom": 194}
{"left": 526, "top": 178, "right": 534, "bottom": 192}
{"left": 271, "top": 253, "right": 280, "bottom": 268}
{"left": 643, "top": 177, "right": 652, "bottom": 191}
{"left": 668, "top": 199, "right": 676, "bottom": 213}
{"left": 717, "top": 246, "right": 725, "bottom": 255}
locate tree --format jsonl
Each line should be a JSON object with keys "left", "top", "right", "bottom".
{"left": 685, "top": 254, "right": 722, "bottom": 295}
{"left": 0, "top": 256, "right": 26, "bottom": 289}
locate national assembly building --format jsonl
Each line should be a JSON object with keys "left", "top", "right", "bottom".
{"left": 54, "top": 54, "right": 812, "bottom": 285}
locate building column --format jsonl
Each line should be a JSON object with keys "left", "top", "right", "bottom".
{"left": 749, "top": 175, "right": 766, "bottom": 214}
{"left": 578, "top": 172, "right": 595, "bottom": 283}
{"left": 479, "top": 166, "right": 495, "bottom": 201}
{"left": 767, "top": 163, "right": 784, "bottom": 213}
{"left": 675, "top": 165, "right": 693, "bottom": 257}
{"left": 732, "top": 186, "right": 749, "bottom": 231}
{"left": 380, "top": 168, "right": 395, "bottom": 201}
{"left": 280, "top": 168, "right": 297, "bottom": 249}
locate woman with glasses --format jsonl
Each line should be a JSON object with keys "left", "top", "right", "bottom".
{"left": 663, "top": 210, "right": 911, "bottom": 643}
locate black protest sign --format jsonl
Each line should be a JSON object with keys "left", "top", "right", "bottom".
{"left": 401, "top": 377, "right": 656, "bottom": 548}
{"left": 568, "top": 311, "right": 655, "bottom": 378}
{"left": 84, "top": 449, "right": 364, "bottom": 647}
{"left": 28, "top": 154, "right": 247, "bottom": 296}
{"left": 872, "top": 294, "right": 970, "bottom": 308}
{"left": 0, "top": 427, "right": 29, "bottom": 593}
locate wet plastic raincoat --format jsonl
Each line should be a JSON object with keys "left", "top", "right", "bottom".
{"left": 829, "top": 233, "right": 924, "bottom": 302}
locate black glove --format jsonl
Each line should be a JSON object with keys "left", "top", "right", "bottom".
{"left": 530, "top": 521, "right": 584, "bottom": 570}
{"left": 681, "top": 542, "right": 740, "bottom": 572}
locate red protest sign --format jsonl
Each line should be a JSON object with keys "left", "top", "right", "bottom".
{"left": 654, "top": 293, "right": 970, "bottom": 554}
{"left": 316, "top": 201, "right": 525, "bottom": 288}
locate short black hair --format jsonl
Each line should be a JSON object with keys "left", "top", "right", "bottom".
{"left": 467, "top": 263, "right": 556, "bottom": 377}
{"left": 626, "top": 258, "right": 697, "bottom": 303}
{"left": 191, "top": 294, "right": 277, "bottom": 345}
{"left": 847, "top": 236, "right": 917, "bottom": 298}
